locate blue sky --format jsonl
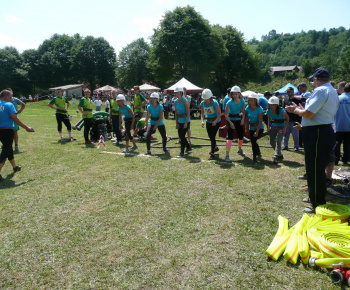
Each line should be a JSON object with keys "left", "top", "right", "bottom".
{"left": 1, "top": 0, "right": 349, "bottom": 54}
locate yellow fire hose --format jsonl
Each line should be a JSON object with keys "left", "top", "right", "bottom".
{"left": 266, "top": 204, "right": 350, "bottom": 266}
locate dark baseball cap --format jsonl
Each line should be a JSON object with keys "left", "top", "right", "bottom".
{"left": 264, "top": 91, "right": 272, "bottom": 96}
{"left": 309, "top": 67, "right": 330, "bottom": 79}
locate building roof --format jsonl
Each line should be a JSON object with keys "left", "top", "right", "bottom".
{"left": 164, "top": 77, "right": 203, "bottom": 94}
{"left": 49, "top": 84, "right": 84, "bottom": 91}
{"left": 269, "top": 66, "right": 299, "bottom": 72}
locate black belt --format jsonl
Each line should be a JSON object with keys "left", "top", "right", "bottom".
{"left": 124, "top": 118, "right": 132, "bottom": 122}
{"left": 303, "top": 124, "right": 332, "bottom": 128}
{"left": 150, "top": 117, "right": 159, "bottom": 121}
{"left": 271, "top": 119, "right": 284, "bottom": 123}
{"left": 229, "top": 113, "right": 240, "bottom": 118}
{"left": 83, "top": 108, "right": 92, "bottom": 112}
{"left": 56, "top": 109, "right": 67, "bottom": 113}
{"left": 111, "top": 109, "right": 119, "bottom": 114}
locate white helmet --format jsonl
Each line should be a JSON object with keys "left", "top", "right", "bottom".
{"left": 268, "top": 96, "right": 279, "bottom": 105}
{"left": 248, "top": 93, "right": 260, "bottom": 102}
{"left": 150, "top": 92, "right": 159, "bottom": 99}
{"left": 230, "top": 85, "right": 241, "bottom": 93}
{"left": 202, "top": 88, "right": 213, "bottom": 100}
{"left": 174, "top": 87, "right": 184, "bottom": 93}
{"left": 116, "top": 94, "right": 127, "bottom": 105}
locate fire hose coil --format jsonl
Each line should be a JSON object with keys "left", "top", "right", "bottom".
{"left": 316, "top": 203, "right": 350, "bottom": 222}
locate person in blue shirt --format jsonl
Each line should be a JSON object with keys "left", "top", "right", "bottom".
{"left": 266, "top": 96, "right": 289, "bottom": 164}
{"left": 144, "top": 92, "right": 168, "bottom": 155}
{"left": 200, "top": 89, "right": 222, "bottom": 160}
{"left": 8, "top": 89, "right": 26, "bottom": 151}
{"left": 222, "top": 88, "right": 231, "bottom": 111}
{"left": 286, "top": 67, "right": 339, "bottom": 213}
{"left": 334, "top": 82, "right": 350, "bottom": 165}
{"left": 245, "top": 93, "right": 264, "bottom": 163}
{"left": 224, "top": 85, "right": 246, "bottom": 162}
{"left": 174, "top": 87, "right": 191, "bottom": 158}
{"left": 0, "top": 89, "right": 34, "bottom": 181}
{"left": 117, "top": 94, "right": 137, "bottom": 153}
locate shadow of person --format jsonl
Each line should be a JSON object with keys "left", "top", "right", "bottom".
{"left": 0, "top": 173, "right": 34, "bottom": 189}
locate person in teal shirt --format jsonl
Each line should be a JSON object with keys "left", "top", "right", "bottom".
{"left": 200, "top": 89, "right": 222, "bottom": 160}
{"left": 266, "top": 96, "right": 289, "bottom": 164}
{"left": 245, "top": 94, "right": 264, "bottom": 163}
{"left": 144, "top": 92, "right": 168, "bottom": 154}
{"left": 117, "top": 94, "right": 137, "bottom": 153}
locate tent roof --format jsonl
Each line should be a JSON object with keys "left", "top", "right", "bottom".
{"left": 241, "top": 90, "right": 263, "bottom": 97}
{"left": 273, "top": 83, "right": 298, "bottom": 95}
{"left": 139, "top": 84, "right": 160, "bottom": 91}
{"left": 94, "top": 85, "right": 118, "bottom": 92}
{"left": 164, "top": 77, "right": 203, "bottom": 94}
{"left": 49, "top": 84, "right": 84, "bottom": 91}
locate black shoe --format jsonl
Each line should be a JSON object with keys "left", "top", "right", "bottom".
{"left": 272, "top": 157, "right": 278, "bottom": 164}
{"left": 13, "top": 166, "right": 21, "bottom": 173}
{"left": 343, "top": 161, "right": 348, "bottom": 165}
{"left": 185, "top": 147, "right": 192, "bottom": 152}
{"left": 282, "top": 147, "right": 289, "bottom": 151}
{"left": 326, "top": 179, "right": 333, "bottom": 187}
{"left": 163, "top": 147, "right": 169, "bottom": 152}
{"left": 277, "top": 155, "right": 284, "bottom": 161}
{"left": 294, "top": 147, "right": 299, "bottom": 152}
{"left": 252, "top": 158, "right": 257, "bottom": 164}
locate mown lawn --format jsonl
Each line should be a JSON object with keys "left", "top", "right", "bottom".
{"left": 0, "top": 101, "right": 347, "bottom": 288}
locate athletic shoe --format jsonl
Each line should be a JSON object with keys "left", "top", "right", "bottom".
{"left": 294, "top": 147, "right": 299, "bottom": 151}
{"left": 85, "top": 141, "right": 94, "bottom": 144}
{"left": 163, "top": 147, "right": 169, "bottom": 152}
{"left": 118, "top": 141, "right": 123, "bottom": 145}
{"left": 122, "top": 148, "right": 130, "bottom": 153}
{"left": 144, "top": 150, "right": 151, "bottom": 155}
{"left": 166, "top": 137, "right": 172, "bottom": 142}
{"left": 214, "top": 146, "right": 219, "bottom": 152}
{"left": 252, "top": 158, "right": 257, "bottom": 164}
{"left": 303, "top": 206, "right": 315, "bottom": 213}
{"left": 130, "top": 146, "right": 138, "bottom": 150}
{"left": 209, "top": 153, "right": 215, "bottom": 160}
{"left": 185, "top": 147, "right": 192, "bottom": 152}
{"left": 13, "top": 166, "right": 21, "bottom": 173}
{"left": 272, "top": 157, "right": 278, "bottom": 164}
{"left": 298, "top": 173, "right": 307, "bottom": 180}
{"left": 70, "top": 137, "right": 77, "bottom": 141}
{"left": 225, "top": 156, "right": 231, "bottom": 162}
{"left": 277, "top": 155, "right": 284, "bottom": 161}
{"left": 15, "top": 145, "right": 19, "bottom": 151}
{"left": 282, "top": 147, "right": 288, "bottom": 151}
{"left": 237, "top": 149, "right": 245, "bottom": 156}
{"left": 177, "top": 153, "right": 185, "bottom": 158}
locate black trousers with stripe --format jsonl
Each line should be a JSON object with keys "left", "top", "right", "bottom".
{"left": 302, "top": 124, "right": 335, "bottom": 208}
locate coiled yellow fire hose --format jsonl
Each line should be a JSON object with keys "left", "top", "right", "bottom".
{"left": 266, "top": 204, "right": 350, "bottom": 266}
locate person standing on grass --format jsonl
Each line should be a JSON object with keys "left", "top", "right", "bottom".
{"left": 117, "top": 94, "right": 137, "bottom": 153}
{"left": 144, "top": 92, "right": 168, "bottom": 155}
{"left": 0, "top": 89, "right": 34, "bottom": 182}
{"left": 48, "top": 88, "right": 76, "bottom": 142}
{"left": 133, "top": 86, "right": 147, "bottom": 115}
{"left": 94, "top": 96, "right": 102, "bottom": 112}
{"left": 174, "top": 87, "right": 191, "bottom": 158}
{"left": 245, "top": 94, "right": 264, "bottom": 164}
{"left": 105, "top": 97, "right": 110, "bottom": 113}
{"left": 224, "top": 85, "right": 246, "bottom": 162}
{"left": 109, "top": 90, "right": 123, "bottom": 145}
{"left": 7, "top": 88, "right": 26, "bottom": 151}
{"left": 183, "top": 87, "right": 192, "bottom": 146}
{"left": 286, "top": 67, "right": 339, "bottom": 213}
{"left": 200, "top": 89, "right": 222, "bottom": 160}
{"left": 266, "top": 96, "right": 289, "bottom": 164}
{"left": 77, "top": 90, "right": 94, "bottom": 144}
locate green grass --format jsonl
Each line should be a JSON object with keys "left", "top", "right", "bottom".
{"left": 0, "top": 101, "right": 347, "bottom": 288}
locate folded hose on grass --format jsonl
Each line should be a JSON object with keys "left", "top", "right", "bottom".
{"left": 316, "top": 203, "right": 350, "bottom": 222}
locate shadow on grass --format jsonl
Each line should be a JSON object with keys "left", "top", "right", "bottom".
{"left": 13, "top": 151, "right": 25, "bottom": 155}
{"left": 0, "top": 173, "right": 34, "bottom": 189}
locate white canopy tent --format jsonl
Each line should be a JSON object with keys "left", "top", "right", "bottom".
{"left": 94, "top": 85, "right": 118, "bottom": 92}
{"left": 164, "top": 77, "right": 203, "bottom": 94}
{"left": 139, "top": 84, "right": 161, "bottom": 91}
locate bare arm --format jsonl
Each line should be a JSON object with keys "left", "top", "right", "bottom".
{"left": 10, "top": 114, "right": 34, "bottom": 132}
{"left": 17, "top": 102, "right": 26, "bottom": 114}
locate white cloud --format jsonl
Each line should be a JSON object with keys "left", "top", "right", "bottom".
{"left": 4, "top": 14, "right": 24, "bottom": 23}
{"left": 132, "top": 14, "right": 163, "bottom": 33}
{"left": 0, "top": 33, "right": 32, "bottom": 51}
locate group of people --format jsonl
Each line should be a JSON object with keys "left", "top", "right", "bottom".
{"left": 1, "top": 67, "right": 350, "bottom": 217}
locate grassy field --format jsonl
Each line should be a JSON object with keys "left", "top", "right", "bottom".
{"left": 0, "top": 101, "right": 348, "bottom": 289}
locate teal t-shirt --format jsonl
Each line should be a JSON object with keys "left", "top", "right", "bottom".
{"left": 118, "top": 105, "right": 132, "bottom": 119}
{"left": 226, "top": 98, "right": 245, "bottom": 121}
{"left": 175, "top": 98, "right": 190, "bottom": 124}
{"left": 266, "top": 108, "right": 286, "bottom": 127}
{"left": 245, "top": 105, "right": 264, "bottom": 130}
{"left": 147, "top": 104, "right": 164, "bottom": 126}
{"left": 200, "top": 99, "right": 221, "bottom": 123}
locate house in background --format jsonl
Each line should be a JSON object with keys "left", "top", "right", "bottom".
{"left": 269, "top": 66, "right": 302, "bottom": 77}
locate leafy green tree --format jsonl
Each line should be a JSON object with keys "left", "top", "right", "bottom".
{"left": 116, "top": 38, "right": 153, "bottom": 90}
{"left": 149, "top": 6, "right": 223, "bottom": 86}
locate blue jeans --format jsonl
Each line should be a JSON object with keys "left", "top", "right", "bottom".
{"left": 284, "top": 122, "right": 299, "bottom": 149}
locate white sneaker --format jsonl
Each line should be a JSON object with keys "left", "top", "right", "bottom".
{"left": 118, "top": 141, "right": 123, "bottom": 145}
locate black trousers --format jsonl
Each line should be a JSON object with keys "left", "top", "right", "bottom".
{"left": 56, "top": 113, "right": 71, "bottom": 131}
{"left": 226, "top": 120, "right": 244, "bottom": 140}
{"left": 111, "top": 115, "right": 122, "bottom": 142}
{"left": 124, "top": 121, "right": 133, "bottom": 141}
{"left": 146, "top": 124, "right": 167, "bottom": 150}
{"left": 302, "top": 124, "right": 335, "bottom": 208}
{"left": 83, "top": 118, "right": 93, "bottom": 142}
{"left": 0, "top": 129, "right": 14, "bottom": 164}
{"left": 206, "top": 122, "right": 220, "bottom": 153}
{"left": 249, "top": 128, "right": 264, "bottom": 158}
{"left": 335, "top": 131, "right": 350, "bottom": 163}
{"left": 178, "top": 123, "right": 191, "bottom": 154}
